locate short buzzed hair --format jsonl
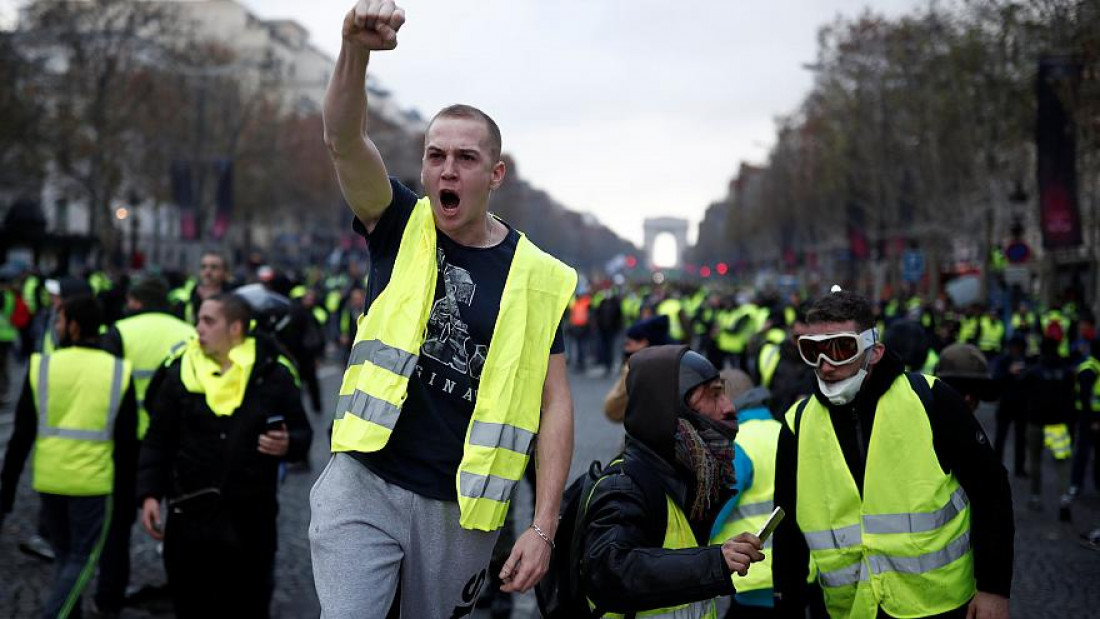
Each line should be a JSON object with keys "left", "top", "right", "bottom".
{"left": 428, "top": 104, "right": 502, "bottom": 161}
{"left": 806, "top": 290, "right": 876, "bottom": 332}
{"left": 207, "top": 292, "right": 252, "bottom": 332}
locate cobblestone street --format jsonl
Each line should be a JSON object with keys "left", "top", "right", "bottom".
{"left": 1, "top": 358, "right": 1098, "bottom": 618}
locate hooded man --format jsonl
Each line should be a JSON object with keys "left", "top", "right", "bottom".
{"left": 772, "top": 289, "right": 1013, "bottom": 619}
{"left": 581, "top": 346, "right": 763, "bottom": 618}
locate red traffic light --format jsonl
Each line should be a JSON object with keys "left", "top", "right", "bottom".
{"left": 700, "top": 266, "right": 712, "bottom": 277}
{"left": 625, "top": 255, "right": 637, "bottom": 268}
{"left": 716, "top": 262, "right": 729, "bottom": 275}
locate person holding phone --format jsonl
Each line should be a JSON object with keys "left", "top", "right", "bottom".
{"left": 136, "top": 293, "right": 312, "bottom": 617}
{"left": 772, "top": 289, "right": 1013, "bottom": 619}
{"left": 579, "top": 346, "right": 764, "bottom": 618}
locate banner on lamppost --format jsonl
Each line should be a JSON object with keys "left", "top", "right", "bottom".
{"left": 1036, "top": 55, "right": 1082, "bottom": 250}
{"left": 211, "top": 158, "right": 234, "bottom": 241}
{"left": 170, "top": 161, "right": 196, "bottom": 240}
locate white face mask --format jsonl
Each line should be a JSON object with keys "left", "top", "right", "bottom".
{"left": 817, "top": 368, "right": 868, "bottom": 405}
{"left": 816, "top": 351, "right": 872, "bottom": 405}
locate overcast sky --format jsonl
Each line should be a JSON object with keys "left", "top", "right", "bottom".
{"left": 3, "top": 0, "right": 928, "bottom": 246}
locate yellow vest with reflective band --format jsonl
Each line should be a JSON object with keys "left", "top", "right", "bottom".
{"left": 785, "top": 374, "right": 975, "bottom": 619}
{"left": 757, "top": 328, "right": 786, "bottom": 388}
{"left": 598, "top": 495, "right": 718, "bottom": 619}
{"left": 1076, "top": 357, "right": 1100, "bottom": 413}
{"left": 330, "top": 198, "right": 577, "bottom": 531}
{"left": 977, "top": 316, "right": 1004, "bottom": 353}
{"left": 30, "top": 348, "right": 132, "bottom": 496}
{"left": 115, "top": 312, "right": 197, "bottom": 438}
{"left": 711, "top": 418, "right": 782, "bottom": 594}
{"left": 657, "top": 299, "right": 685, "bottom": 342}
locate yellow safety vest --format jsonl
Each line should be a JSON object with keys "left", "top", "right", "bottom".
{"left": 957, "top": 317, "right": 978, "bottom": 344}
{"left": 657, "top": 299, "right": 685, "bottom": 342}
{"left": 711, "top": 418, "right": 781, "bottom": 594}
{"left": 115, "top": 312, "right": 196, "bottom": 438}
{"left": 1076, "top": 357, "right": 1100, "bottom": 412}
{"left": 598, "top": 495, "right": 719, "bottom": 619}
{"left": 330, "top": 198, "right": 576, "bottom": 531}
{"left": 30, "top": 348, "right": 132, "bottom": 496}
{"left": 786, "top": 374, "right": 975, "bottom": 618}
{"left": 921, "top": 349, "right": 939, "bottom": 376}
{"left": 0, "top": 291, "right": 16, "bottom": 343}
{"left": 757, "top": 328, "right": 786, "bottom": 388}
{"left": 977, "top": 317, "right": 1004, "bottom": 353}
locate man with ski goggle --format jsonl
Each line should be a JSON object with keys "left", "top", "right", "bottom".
{"left": 772, "top": 288, "right": 1013, "bottom": 619}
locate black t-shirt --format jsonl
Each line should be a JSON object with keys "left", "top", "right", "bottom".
{"left": 350, "top": 178, "right": 564, "bottom": 501}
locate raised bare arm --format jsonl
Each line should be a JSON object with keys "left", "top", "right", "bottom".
{"left": 323, "top": 1, "right": 406, "bottom": 231}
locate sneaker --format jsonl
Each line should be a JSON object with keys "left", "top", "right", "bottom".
{"left": 18, "top": 534, "right": 55, "bottom": 562}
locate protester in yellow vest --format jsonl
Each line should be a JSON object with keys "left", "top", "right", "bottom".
{"left": 0, "top": 295, "right": 137, "bottom": 619}
{"left": 1065, "top": 340, "right": 1100, "bottom": 519}
{"left": 772, "top": 289, "right": 1012, "bottom": 619}
{"left": 95, "top": 277, "right": 195, "bottom": 615}
{"left": 310, "top": 6, "right": 577, "bottom": 616}
{"left": 711, "top": 373, "right": 782, "bottom": 617}
{"left": 581, "top": 347, "right": 763, "bottom": 618}
{"left": 185, "top": 251, "right": 232, "bottom": 324}
{"left": 137, "top": 293, "right": 312, "bottom": 617}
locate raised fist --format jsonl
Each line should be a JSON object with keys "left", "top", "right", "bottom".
{"left": 343, "top": 1, "right": 406, "bottom": 51}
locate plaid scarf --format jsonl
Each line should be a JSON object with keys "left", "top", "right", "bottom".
{"left": 674, "top": 418, "right": 736, "bottom": 521}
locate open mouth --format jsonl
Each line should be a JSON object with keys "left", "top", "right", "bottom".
{"left": 439, "top": 189, "right": 460, "bottom": 213}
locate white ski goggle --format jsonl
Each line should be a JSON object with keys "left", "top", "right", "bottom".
{"left": 797, "top": 328, "right": 877, "bottom": 368}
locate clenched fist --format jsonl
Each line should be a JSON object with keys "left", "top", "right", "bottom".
{"left": 343, "top": 1, "right": 406, "bottom": 51}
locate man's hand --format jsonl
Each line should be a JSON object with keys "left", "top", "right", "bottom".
{"left": 141, "top": 497, "right": 164, "bottom": 541}
{"left": 499, "top": 526, "right": 553, "bottom": 593}
{"left": 258, "top": 424, "right": 289, "bottom": 457}
{"left": 966, "top": 591, "right": 1009, "bottom": 619}
{"left": 721, "top": 532, "right": 765, "bottom": 576}
{"left": 343, "top": 1, "right": 406, "bottom": 52}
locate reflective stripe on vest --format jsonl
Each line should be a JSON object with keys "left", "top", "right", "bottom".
{"left": 711, "top": 418, "right": 781, "bottom": 594}
{"left": 599, "top": 496, "right": 718, "bottom": 619}
{"left": 787, "top": 374, "right": 975, "bottom": 618}
{"left": 330, "top": 198, "right": 577, "bottom": 531}
{"left": 116, "top": 312, "right": 196, "bottom": 439}
{"left": 31, "top": 349, "right": 131, "bottom": 495}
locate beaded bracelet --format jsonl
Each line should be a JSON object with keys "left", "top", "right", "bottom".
{"left": 530, "top": 523, "right": 555, "bottom": 550}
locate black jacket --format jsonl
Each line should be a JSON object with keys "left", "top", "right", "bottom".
{"left": 581, "top": 345, "right": 735, "bottom": 613}
{"left": 136, "top": 334, "right": 312, "bottom": 516}
{"left": 773, "top": 352, "right": 1014, "bottom": 617}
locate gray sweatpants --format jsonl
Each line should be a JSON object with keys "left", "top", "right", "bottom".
{"left": 309, "top": 453, "right": 502, "bottom": 619}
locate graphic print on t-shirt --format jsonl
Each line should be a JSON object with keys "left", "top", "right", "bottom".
{"left": 421, "top": 248, "right": 490, "bottom": 381}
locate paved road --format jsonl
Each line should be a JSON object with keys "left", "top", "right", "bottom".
{"left": 1, "top": 356, "right": 1098, "bottom": 618}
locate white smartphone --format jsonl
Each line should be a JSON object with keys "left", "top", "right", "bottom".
{"left": 756, "top": 506, "right": 786, "bottom": 544}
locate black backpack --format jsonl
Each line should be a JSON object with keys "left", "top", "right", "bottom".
{"left": 535, "top": 458, "right": 664, "bottom": 619}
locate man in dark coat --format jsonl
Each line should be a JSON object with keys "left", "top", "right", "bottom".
{"left": 581, "top": 345, "right": 763, "bottom": 616}
{"left": 137, "top": 293, "right": 312, "bottom": 618}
